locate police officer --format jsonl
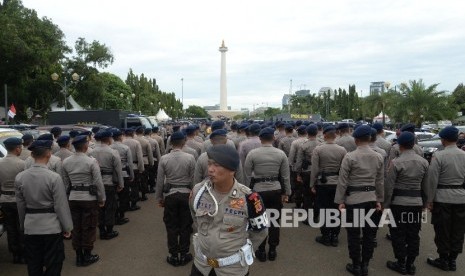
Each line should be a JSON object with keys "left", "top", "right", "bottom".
{"left": 50, "top": 126, "right": 62, "bottom": 154}
{"left": 62, "top": 135, "right": 105, "bottom": 266}
{"left": 278, "top": 124, "right": 296, "bottom": 202}
{"left": 388, "top": 124, "right": 423, "bottom": 161}
{"left": 272, "top": 122, "right": 285, "bottom": 148}
{"left": 152, "top": 126, "right": 166, "bottom": 155}
{"left": 194, "top": 130, "right": 245, "bottom": 184}
{"left": 90, "top": 130, "right": 124, "bottom": 240}
{"left": 155, "top": 131, "right": 196, "bottom": 267}
{"left": 244, "top": 127, "right": 291, "bottom": 262}
{"left": 19, "top": 133, "right": 33, "bottom": 161}
{"left": 54, "top": 135, "right": 74, "bottom": 161}
{"left": 25, "top": 134, "right": 63, "bottom": 176}
{"left": 123, "top": 128, "right": 144, "bottom": 210}
{"left": 144, "top": 128, "right": 161, "bottom": 193}
{"left": 202, "top": 121, "right": 236, "bottom": 153}
{"left": 311, "top": 125, "right": 347, "bottom": 246}
{"left": 135, "top": 126, "right": 154, "bottom": 201}
{"left": 0, "top": 137, "right": 26, "bottom": 263}
{"left": 336, "top": 123, "right": 357, "bottom": 152}
{"left": 287, "top": 125, "right": 308, "bottom": 208}
{"left": 15, "top": 139, "right": 73, "bottom": 275}
{"left": 238, "top": 123, "right": 261, "bottom": 168}
{"left": 189, "top": 145, "right": 268, "bottom": 276}
{"left": 372, "top": 123, "right": 392, "bottom": 155}
{"left": 335, "top": 125, "right": 384, "bottom": 276}
{"left": 233, "top": 123, "right": 248, "bottom": 149}
{"left": 426, "top": 126, "right": 465, "bottom": 271}
{"left": 186, "top": 125, "right": 204, "bottom": 155}
{"left": 384, "top": 132, "right": 429, "bottom": 275}
{"left": 111, "top": 128, "right": 134, "bottom": 225}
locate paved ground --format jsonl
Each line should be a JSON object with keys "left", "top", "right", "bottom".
{"left": 1, "top": 193, "right": 463, "bottom": 276}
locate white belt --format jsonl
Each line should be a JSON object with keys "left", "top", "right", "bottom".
{"left": 193, "top": 234, "right": 254, "bottom": 268}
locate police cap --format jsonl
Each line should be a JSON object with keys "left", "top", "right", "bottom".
{"left": 207, "top": 144, "right": 240, "bottom": 171}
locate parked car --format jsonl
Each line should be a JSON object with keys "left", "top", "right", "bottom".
{"left": 0, "top": 128, "right": 23, "bottom": 158}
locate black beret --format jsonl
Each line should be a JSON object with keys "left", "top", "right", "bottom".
{"left": 124, "top": 128, "right": 135, "bottom": 135}
{"left": 173, "top": 125, "right": 181, "bottom": 132}
{"left": 295, "top": 120, "right": 303, "bottom": 126}
{"left": 57, "top": 135, "right": 71, "bottom": 144}
{"left": 210, "top": 129, "right": 227, "bottom": 139}
{"left": 144, "top": 128, "right": 152, "bottom": 135}
{"left": 372, "top": 122, "right": 383, "bottom": 131}
{"left": 170, "top": 131, "right": 186, "bottom": 141}
{"left": 297, "top": 125, "right": 307, "bottom": 135}
{"left": 28, "top": 140, "right": 52, "bottom": 151}
{"left": 112, "top": 128, "right": 123, "bottom": 137}
{"left": 238, "top": 123, "right": 249, "bottom": 130}
{"left": 248, "top": 123, "right": 261, "bottom": 135}
{"left": 370, "top": 128, "right": 377, "bottom": 137}
{"left": 207, "top": 144, "right": 240, "bottom": 171}
{"left": 81, "top": 131, "right": 92, "bottom": 137}
{"left": 285, "top": 124, "right": 294, "bottom": 131}
{"left": 38, "top": 133, "right": 53, "bottom": 141}
{"left": 397, "top": 132, "right": 415, "bottom": 146}
{"left": 152, "top": 126, "right": 159, "bottom": 132}
{"left": 316, "top": 122, "right": 323, "bottom": 129}
{"left": 95, "top": 130, "right": 112, "bottom": 139}
{"left": 91, "top": 126, "right": 100, "bottom": 134}
{"left": 135, "top": 126, "right": 145, "bottom": 133}
{"left": 230, "top": 122, "right": 238, "bottom": 130}
{"left": 400, "top": 123, "right": 415, "bottom": 133}
{"left": 72, "top": 135, "right": 88, "bottom": 146}
{"left": 352, "top": 125, "right": 372, "bottom": 138}
{"left": 323, "top": 125, "right": 336, "bottom": 134}
{"left": 50, "top": 126, "right": 62, "bottom": 134}
{"left": 4, "top": 137, "right": 22, "bottom": 147}
{"left": 303, "top": 121, "right": 310, "bottom": 126}
{"left": 211, "top": 120, "right": 225, "bottom": 131}
{"left": 185, "top": 125, "right": 196, "bottom": 135}
{"left": 307, "top": 125, "right": 318, "bottom": 136}
{"left": 69, "top": 130, "right": 80, "bottom": 138}
{"left": 259, "top": 127, "right": 275, "bottom": 139}
{"left": 439, "top": 126, "right": 459, "bottom": 141}
{"left": 22, "top": 133, "right": 34, "bottom": 142}
{"left": 338, "top": 123, "right": 349, "bottom": 130}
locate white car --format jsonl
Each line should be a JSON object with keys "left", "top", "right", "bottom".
{"left": 0, "top": 128, "right": 23, "bottom": 158}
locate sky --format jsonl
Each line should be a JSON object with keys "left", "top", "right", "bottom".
{"left": 22, "top": 0, "right": 465, "bottom": 110}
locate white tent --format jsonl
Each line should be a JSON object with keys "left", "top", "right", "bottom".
{"left": 156, "top": 109, "right": 171, "bottom": 121}
{"left": 50, "top": 95, "right": 84, "bottom": 111}
{"left": 373, "top": 112, "right": 391, "bottom": 123}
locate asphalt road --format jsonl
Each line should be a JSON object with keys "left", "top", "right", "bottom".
{"left": 1, "top": 193, "right": 463, "bottom": 276}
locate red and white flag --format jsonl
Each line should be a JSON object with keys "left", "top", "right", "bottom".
{"left": 8, "top": 104, "right": 16, "bottom": 118}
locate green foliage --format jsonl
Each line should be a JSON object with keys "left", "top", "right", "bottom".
{"left": 451, "top": 83, "right": 465, "bottom": 114}
{"left": 263, "top": 107, "right": 282, "bottom": 118}
{"left": 185, "top": 105, "right": 209, "bottom": 118}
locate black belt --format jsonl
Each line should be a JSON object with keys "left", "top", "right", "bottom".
{"left": 252, "top": 177, "right": 279, "bottom": 183}
{"left": 319, "top": 172, "right": 339, "bottom": 177}
{"left": 101, "top": 171, "right": 113, "bottom": 175}
{"left": 346, "top": 185, "right": 376, "bottom": 195}
{"left": 437, "top": 184, "right": 465, "bottom": 189}
{"left": 1, "top": 191, "right": 15, "bottom": 196}
{"left": 133, "top": 161, "right": 138, "bottom": 164}
{"left": 393, "top": 189, "right": 422, "bottom": 197}
{"left": 26, "top": 207, "right": 55, "bottom": 214}
{"left": 168, "top": 184, "right": 190, "bottom": 188}
{"left": 72, "top": 186, "right": 92, "bottom": 191}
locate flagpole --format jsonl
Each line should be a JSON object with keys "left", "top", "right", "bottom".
{"left": 4, "top": 84, "right": 7, "bottom": 125}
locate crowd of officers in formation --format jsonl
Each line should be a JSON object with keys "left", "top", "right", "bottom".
{"left": 0, "top": 118, "right": 464, "bottom": 276}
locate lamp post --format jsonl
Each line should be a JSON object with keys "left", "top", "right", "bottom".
{"left": 51, "top": 70, "right": 79, "bottom": 111}
{"left": 383, "top": 82, "right": 391, "bottom": 125}
{"left": 131, "top": 93, "right": 136, "bottom": 111}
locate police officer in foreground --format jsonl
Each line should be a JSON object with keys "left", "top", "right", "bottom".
{"left": 384, "top": 132, "right": 429, "bottom": 275}
{"left": 19, "top": 133, "right": 33, "bottom": 161}
{"left": 135, "top": 126, "right": 154, "bottom": 201}
{"left": 155, "top": 131, "right": 196, "bottom": 267}
{"left": 15, "top": 140, "right": 73, "bottom": 275}
{"left": 335, "top": 125, "right": 384, "bottom": 276}
{"left": 311, "top": 125, "right": 347, "bottom": 246}
{"left": 90, "top": 130, "right": 124, "bottom": 240}
{"left": 0, "top": 137, "right": 26, "bottom": 263}
{"left": 244, "top": 127, "right": 291, "bottom": 262}
{"left": 426, "top": 126, "right": 465, "bottom": 271}
{"left": 62, "top": 135, "right": 105, "bottom": 267}
{"left": 287, "top": 125, "right": 308, "bottom": 209}
{"left": 123, "top": 128, "right": 144, "bottom": 211}
{"left": 189, "top": 145, "right": 268, "bottom": 276}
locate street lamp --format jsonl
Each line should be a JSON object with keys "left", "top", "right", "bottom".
{"left": 131, "top": 93, "right": 136, "bottom": 111}
{"left": 51, "top": 70, "right": 79, "bottom": 111}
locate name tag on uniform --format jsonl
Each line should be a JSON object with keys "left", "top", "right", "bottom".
{"left": 224, "top": 207, "right": 246, "bottom": 217}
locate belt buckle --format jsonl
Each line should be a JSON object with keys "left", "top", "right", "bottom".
{"left": 207, "top": 258, "right": 219, "bottom": 268}
{"left": 364, "top": 186, "right": 370, "bottom": 191}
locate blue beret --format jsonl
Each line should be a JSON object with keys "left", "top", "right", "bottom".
{"left": 370, "top": 128, "right": 377, "bottom": 137}
{"left": 57, "top": 135, "right": 70, "bottom": 144}
{"left": 285, "top": 124, "right": 294, "bottom": 131}
{"left": 352, "top": 125, "right": 372, "bottom": 138}
{"left": 205, "top": 121, "right": 212, "bottom": 126}
{"left": 144, "top": 128, "right": 152, "bottom": 134}
{"left": 4, "top": 137, "right": 22, "bottom": 147}
{"left": 112, "top": 128, "right": 123, "bottom": 137}
{"left": 91, "top": 126, "right": 100, "bottom": 134}
{"left": 397, "top": 132, "right": 415, "bottom": 146}
{"left": 338, "top": 123, "right": 349, "bottom": 130}
{"left": 69, "top": 130, "right": 80, "bottom": 138}
{"left": 296, "top": 120, "right": 303, "bottom": 126}
{"left": 135, "top": 126, "right": 145, "bottom": 133}
{"left": 207, "top": 144, "right": 240, "bottom": 171}
{"left": 38, "top": 133, "right": 54, "bottom": 141}
{"left": 81, "top": 131, "right": 92, "bottom": 137}
{"left": 289, "top": 121, "right": 296, "bottom": 127}
{"left": 238, "top": 123, "right": 249, "bottom": 130}
{"left": 124, "top": 128, "right": 134, "bottom": 134}
{"left": 152, "top": 126, "right": 159, "bottom": 132}
{"left": 185, "top": 125, "right": 196, "bottom": 135}
{"left": 439, "top": 126, "right": 459, "bottom": 141}
{"left": 297, "top": 125, "right": 307, "bottom": 134}
{"left": 22, "top": 133, "right": 34, "bottom": 141}
{"left": 259, "top": 127, "right": 275, "bottom": 139}
{"left": 173, "top": 125, "right": 181, "bottom": 132}
{"left": 307, "top": 125, "right": 318, "bottom": 136}
{"left": 28, "top": 140, "right": 53, "bottom": 151}
{"left": 248, "top": 123, "right": 261, "bottom": 135}
{"left": 210, "top": 129, "right": 227, "bottom": 139}
{"left": 303, "top": 121, "right": 310, "bottom": 126}
{"left": 372, "top": 122, "right": 383, "bottom": 131}
{"left": 211, "top": 120, "right": 225, "bottom": 131}
{"left": 72, "top": 135, "right": 88, "bottom": 146}
{"left": 400, "top": 123, "right": 415, "bottom": 133}
{"left": 170, "top": 131, "right": 186, "bottom": 141}
{"left": 50, "top": 126, "right": 62, "bottom": 134}
{"left": 230, "top": 122, "right": 238, "bottom": 130}
{"left": 316, "top": 122, "right": 323, "bottom": 129}
{"left": 95, "top": 130, "right": 112, "bottom": 139}
{"left": 276, "top": 122, "right": 284, "bottom": 128}
{"left": 323, "top": 125, "right": 336, "bottom": 134}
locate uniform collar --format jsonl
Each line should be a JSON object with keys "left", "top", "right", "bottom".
{"left": 32, "top": 163, "right": 48, "bottom": 169}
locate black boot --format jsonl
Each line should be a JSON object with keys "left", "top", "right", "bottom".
{"left": 75, "top": 249, "right": 83, "bottom": 267}
{"left": 13, "top": 253, "right": 25, "bottom": 264}
{"left": 406, "top": 257, "right": 416, "bottom": 275}
{"left": 102, "top": 226, "right": 119, "bottom": 240}
{"left": 255, "top": 248, "right": 267, "bottom": 262}
{"left": 361, "top": 259, "right": 370, "bottom": 276}
{"left": 448, "top": 252, "right": 458, "bottom": 271}
{"left": 99, "top": 225, "right": 107, "bottom": 240}
{"left": 268, "top": 246, "right": 277, "bottom": 261}
{"left": 426, "top": 254, "right": 449, "bottom": 271}
{"left": 386, "top": 259, "right": 407, "bottom": 275}
{"left": 346, "top": 259, "right": 361, "bottom": 276}
{"left": 140, "top": 194, "right": 148, "bottom": 201}
{"left": 179, "top": 253, "right": 193, "bottom": 266}
{"left": 82, "top": 249, "right": 100, "bottom": 266}
{"left": 166, "top": 254, "right": 179, "bottom": 267}
{"left": 128, "top": 202, "right": 140, "bottom": 211}
{"left": 330, "top": 234, "right": 339, "bottom": 247}
{"left": 315, "top": 235, "right": 331, "bottom": 246}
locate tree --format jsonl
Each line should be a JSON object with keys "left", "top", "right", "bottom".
{"left": 263, "top": 107, "right": 282, "bottom": 118}
{"left": 451, "top": 83, "right": 465, "bottom": 114}
{"left": 99, "top": 73, "right": 132, "bottom": 110}
{"left": 185, "top": 105, "right": 209, "bottom": 118}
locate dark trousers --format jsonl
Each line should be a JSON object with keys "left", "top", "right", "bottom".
{"left": 140, "top": 167, "right": 149, "bottom": 196}
{"left": 99, "top": 186, "right": 117, "bottom": 228}
{"left": 289, "top": 170, "right": 297, "bottom": 202}
{"left": 1, "top": 202, "right": 24, "bottom": 255}
{"left": 148, "top": 161, "right": 158, "bottom": 189}
{"left": 258, "top": 190, "right": 283, "bottom": 250}
{"left": 117, "top": 178, "right": 131, "bottom": 216}
{"left": 301, "top": 172, "right": 315, "bottom": 211}
{"left": 346, "top": 201, "right": 381, "bottom": 262}
{"left": 315, "top": 185, "right": 340, "bottom": 237}
{"left": 163, "top": 192, "right": 193, "bottom": 255}
{"left": 431, "top": 202, "right": 465, "bottom": 255}
{"left": 25, "top": 233, "right": 64, "bottom": 276}
{"left": 69, "top": 200, "right": 98, "bottom": 250}
{"left": 390, "top": 205, "right": 422, "bottom": 260}
{"left": 189, "top": 264, "right": 249, "bottom": 276}
{"left": 130, "top": 170, "right": 141, "bottom": 203}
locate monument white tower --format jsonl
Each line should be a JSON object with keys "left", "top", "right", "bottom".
{"left": 219, "top": 40, "right": 228, "bottom": 111}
